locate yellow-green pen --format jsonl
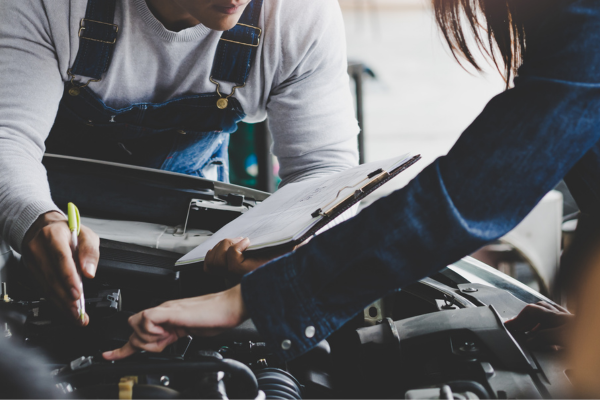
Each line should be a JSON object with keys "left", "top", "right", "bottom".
{"left": 67, "top": 202, "right": 85, "bottom": 321}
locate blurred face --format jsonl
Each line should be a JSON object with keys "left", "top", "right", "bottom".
{"left": 174, "top": 0, "right": 251, "bottom": 31}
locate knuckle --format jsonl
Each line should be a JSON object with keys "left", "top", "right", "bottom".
{"left": 129, "top": 336, "right": 143, "bottom": 349}
{"left": 41, "top": 225, "right": 56, "bottom": 241}
{"left": 81, "top": 243, "right": 100, "bottom": 259}
{"left": 82, "top": 229, "right": 101, "bottom": 247}
{"left": 133, "top": 335, "right": 146, "bottom": 346}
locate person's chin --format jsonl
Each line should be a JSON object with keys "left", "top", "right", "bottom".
{"left": 204, "top": 15, "right": 242, "bottom": 31}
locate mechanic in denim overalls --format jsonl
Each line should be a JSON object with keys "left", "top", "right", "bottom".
{"left": 45, "top": 0, "right": 264, "bottom": 183}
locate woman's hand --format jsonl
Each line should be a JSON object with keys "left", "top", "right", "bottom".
{"left": 504, "top": 301, "right": 573, "bottom": 350}
{"left": 103, "top": 284, "right": 248, "bottom": 361}
{"left": 21, "top": 211, "right": 99, "bottom": 326}
{"left": 204, "top": 238, "right": 293, "bottom": 281}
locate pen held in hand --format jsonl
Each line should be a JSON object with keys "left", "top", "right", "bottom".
{"left": 67, "top": 202, "right": 85, "bottom": 321}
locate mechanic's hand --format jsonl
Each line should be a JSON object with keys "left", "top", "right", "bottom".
{"left": 103, "top": 284, "right": 248, "bottom": 360}
{"left": 204, "top": 238, "right": 292, "bottom": 281}
{"left": 21, "top": 211, "right": 99, "bottom": 326}
{"left": 505, "top": 301, "right": 574, "bottom": 350}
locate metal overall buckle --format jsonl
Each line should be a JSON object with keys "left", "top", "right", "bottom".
{"left": 78, "top": 19, "right": 119, "bottom": 44}
{"left": 220, "top": 23, "right": 262, "bottom": 47}
{"left": 69, "top": 19, "right": 118, "bottom": 96}
{"left": 210, "top": 77, "right": 246, "bottom": 110}
{"left": 67, "top": 69, "right": 101, "bottom": 97}
{"left": 209, "top": 23, "right": 261, "bottom": 108}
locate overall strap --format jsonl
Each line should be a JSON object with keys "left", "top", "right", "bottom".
{"left": 71, "top": 0, "right": 119, "bottom": 80}
{"left": 211, "top": 0, "right": 264, "bottom": 85}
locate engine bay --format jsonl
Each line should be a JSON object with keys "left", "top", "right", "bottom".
{"left": 0, "top": 156, "right": 571, "bottom": 399}
{"left": 0, "top": 252, "right": 571, "bottom": 399}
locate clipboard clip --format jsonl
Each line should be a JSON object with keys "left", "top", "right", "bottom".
{"left": 311, "top": 168, "right": 387, "bottom": 219}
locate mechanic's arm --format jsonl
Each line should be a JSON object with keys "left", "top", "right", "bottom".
{"left": 0, "top": 1, "right": 98, "bottom": 324}
{"left": 265, "top": 1, "right": 359, "bottom": 187}
{"left": 103, "top": 285, "right": 248, "bottom": 360}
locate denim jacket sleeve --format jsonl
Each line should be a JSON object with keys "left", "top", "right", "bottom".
{"left": 241, "top": 0, "right": 600, "bottom": 363}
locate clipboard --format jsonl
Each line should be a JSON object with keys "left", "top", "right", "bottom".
{"left": 175, "top": 154, "right": 422, "bottom": 265}
{"left": 292, "top": 154, "right": 422, "bottom": 245}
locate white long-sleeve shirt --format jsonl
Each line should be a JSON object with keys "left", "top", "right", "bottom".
{"left": 0, "top": 0, "right": 359, "bottom": 252}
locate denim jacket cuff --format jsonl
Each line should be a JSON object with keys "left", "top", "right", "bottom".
{"left": 241, "top": 255, "right": 333, "bottom": 363}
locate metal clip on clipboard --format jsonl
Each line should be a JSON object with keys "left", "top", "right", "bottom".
{"left": 311, "top": 168, "right": 390, "bottom": 219}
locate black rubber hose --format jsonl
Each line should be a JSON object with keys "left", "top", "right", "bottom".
{"left": 255, "top": 368, "right": 302, "bottom": 399}
{"left": 56, "top": 359, "right": 258, "bottom": 399}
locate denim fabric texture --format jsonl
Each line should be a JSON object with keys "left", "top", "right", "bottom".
{"left": 70, "top": 0, "right": 118, "bottom": 80}
{"left": 241, "top": 0, "right": 600, "bottom": 362}
{"left": 47, "top": 87, "right": 241, "bottom": 181}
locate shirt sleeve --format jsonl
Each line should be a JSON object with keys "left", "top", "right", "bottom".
{"left": 265, "top": 0, "right": 359, "bottom": 186}
{"left": 0, "top": 0, "right": 66, "bottom": 252}
{"left": 241, "top": 2, "right": 600, "bottom": 362}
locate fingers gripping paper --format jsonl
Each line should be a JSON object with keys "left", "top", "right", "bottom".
{"left": 176, "top": 154, "right": 420, "bottom": 266}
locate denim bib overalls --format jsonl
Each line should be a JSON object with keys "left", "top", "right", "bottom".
{"left": 45, "top": 0, "right": 263, "bottom": 182}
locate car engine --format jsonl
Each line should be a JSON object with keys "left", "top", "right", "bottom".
{"left": 0, "top": 156, "right": 571, "bottom": 399}
{"left": 0, "top": 254, "right": 571, "bottom": 399}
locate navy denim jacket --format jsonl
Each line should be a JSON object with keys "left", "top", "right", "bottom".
{"left": 241, "top": 0, "right": 600, "bottom": 362}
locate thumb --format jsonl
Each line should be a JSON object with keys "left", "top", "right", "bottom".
{"left": 232, "top": 237, "right": 251, "bottom": 253}
{"left": 226, "top": 238, "right": 251, "bottom": 276}
{"left": 77, "top": 226, "right": 100, "bottom": 279}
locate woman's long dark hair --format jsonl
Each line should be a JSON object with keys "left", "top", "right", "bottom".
{"left": 432, "top": 0, "right": 528, "bottom": 87}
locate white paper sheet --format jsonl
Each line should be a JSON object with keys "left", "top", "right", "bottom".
{"left": 176, "top": 154, "right": 412, "bottom": 265}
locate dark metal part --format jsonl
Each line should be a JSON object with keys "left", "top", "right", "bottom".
{"left": 420, "top": 277, "right": 477, "bottom": 308}
{"left": 254, "top": 120, "right": 275, "bottom": 193}
{"left": 69, "top": 356, "right": 94, "bottom": 371}
{"left": 383, "top": 305, "right": 534, "bottom": 371}
{"left": 457, "top": 283, "right": 528, "bottom": 321}
{"left": 56, "top": 359, "right": 259, "bottom": 399}
{"left": 228, "top": 193, "right": 245, "bottom": 207}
